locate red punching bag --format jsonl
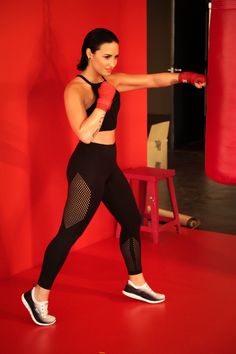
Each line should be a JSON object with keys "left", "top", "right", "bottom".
{"left": 206, "top": 0, "right": 236, "bottom": 184}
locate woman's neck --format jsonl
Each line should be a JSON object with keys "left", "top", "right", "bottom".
{"left": 81, "top": 68, "right": 103, "bottom": 84}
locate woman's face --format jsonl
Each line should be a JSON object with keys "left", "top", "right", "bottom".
{"left": 88, "top": 41, "right": 119, "bottom": 77}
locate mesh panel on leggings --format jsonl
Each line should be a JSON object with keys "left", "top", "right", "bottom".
{"left": 63, "top": 172, "right": 91, "bottom": 229}
{"left": 120, "top": 237, "right": 141, "bottom": 275}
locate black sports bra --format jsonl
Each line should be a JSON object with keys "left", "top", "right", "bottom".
{"left": 77, "top": 74, "right": 120, "bottom": 131}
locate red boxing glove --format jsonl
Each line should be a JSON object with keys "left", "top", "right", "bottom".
{"left": 96, "top": 81, "right": 116, "bottom": 112}
{"left": 178, "top": 72, "right": 206, "bottom": 85}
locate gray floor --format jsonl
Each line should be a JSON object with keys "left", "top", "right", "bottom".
{"left": 159, "top": 148, "right": 236, "bottom": 235}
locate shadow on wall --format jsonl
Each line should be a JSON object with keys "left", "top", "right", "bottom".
{"left": 27, "top": 0, "right": 72, "bottom": 264}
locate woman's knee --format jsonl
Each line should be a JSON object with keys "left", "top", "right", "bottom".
{"left": 56, "top": 222, "right": 85, "bottom": 245}
{"left": 120, "top": 210, "right": 142, "bottom": 237}
{"left": 129, "top": 209, "right": 142, "bottom": 230}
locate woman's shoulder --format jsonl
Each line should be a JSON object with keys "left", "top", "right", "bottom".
{"left": 64, "top": 76, "right": 91, "bottom": 97}
{"left": 106, "top": 72, "right": 124, "bottom": 86}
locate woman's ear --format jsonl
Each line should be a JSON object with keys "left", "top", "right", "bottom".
{"left": 86, "top": 48, "right": 92, "bottom": 60}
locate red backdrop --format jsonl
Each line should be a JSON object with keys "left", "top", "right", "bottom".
{"left": 0, "top": 0, "right": 147, "bottom": 279}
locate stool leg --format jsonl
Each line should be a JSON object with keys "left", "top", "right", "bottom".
{"left": 167, "top": 176, "right": 181, "bottom": 233}
{"left": 148, "top": 181, "right": 159, "bottom": 244}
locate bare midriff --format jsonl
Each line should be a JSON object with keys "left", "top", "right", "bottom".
{"left": 92, "top": 129, "right": 116, "bottom": 145}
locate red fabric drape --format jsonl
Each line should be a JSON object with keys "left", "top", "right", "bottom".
{"left": 0, "top": 0, "right": 147, "bottom": 278}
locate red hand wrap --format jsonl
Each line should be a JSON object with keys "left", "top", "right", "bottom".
{"left": 178, "top": 72, "right": 206, "bottom": 85}
{"left": 96, "top": 81, "right": 116, "bottom": 112}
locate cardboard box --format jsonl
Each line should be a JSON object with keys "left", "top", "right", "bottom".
{"left": 147, "top": 121, "right": 170, "bottom": 168}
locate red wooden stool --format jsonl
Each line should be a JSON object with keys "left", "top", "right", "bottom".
{"left": 116, "top": 166, "right": 181, "bottom": 244}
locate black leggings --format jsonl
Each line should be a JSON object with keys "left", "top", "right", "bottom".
{"left": 38, "top": 142, "right": 142, "bottom": 289}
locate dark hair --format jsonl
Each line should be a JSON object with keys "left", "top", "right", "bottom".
{"left": 77, "top": 28, "right": 119, "bottom": 71}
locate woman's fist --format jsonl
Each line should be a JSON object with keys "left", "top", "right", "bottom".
{"left": 96, "top": 81, "right": 116, "bottom": 112}
{"left": 178, "top": 72, "right": 206, "bottom": 87}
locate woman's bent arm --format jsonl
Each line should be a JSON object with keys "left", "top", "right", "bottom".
{"left": 64, "top": 83, "right": 106, "bottom": 144}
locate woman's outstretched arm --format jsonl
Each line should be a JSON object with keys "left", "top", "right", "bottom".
{"left": 108, "top": 71, "right": 206, "bottom": 92}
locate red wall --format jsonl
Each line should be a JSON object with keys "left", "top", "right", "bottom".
{"left": 0, "top": 0, "right": 147, "bottom": 279}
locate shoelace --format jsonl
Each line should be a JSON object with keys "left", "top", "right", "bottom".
{"left": 36, "top": 301, "right": 49, "bottom": 318}
{"left": 143, "top": 283, "right": 164, "bottom": 298}
{"left": 143, "top": 283, "right": 157, "bottom": 294}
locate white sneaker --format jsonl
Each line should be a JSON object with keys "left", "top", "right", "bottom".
{"left": 21, "top": 287, "right": 56, "bottom": 326}
{"left": 122, "top": 280, "right": 166, "bottom": 304}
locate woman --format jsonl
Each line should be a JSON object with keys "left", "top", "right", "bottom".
{"left": 22, "top": 28, "right": 206, "bottom": 326}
